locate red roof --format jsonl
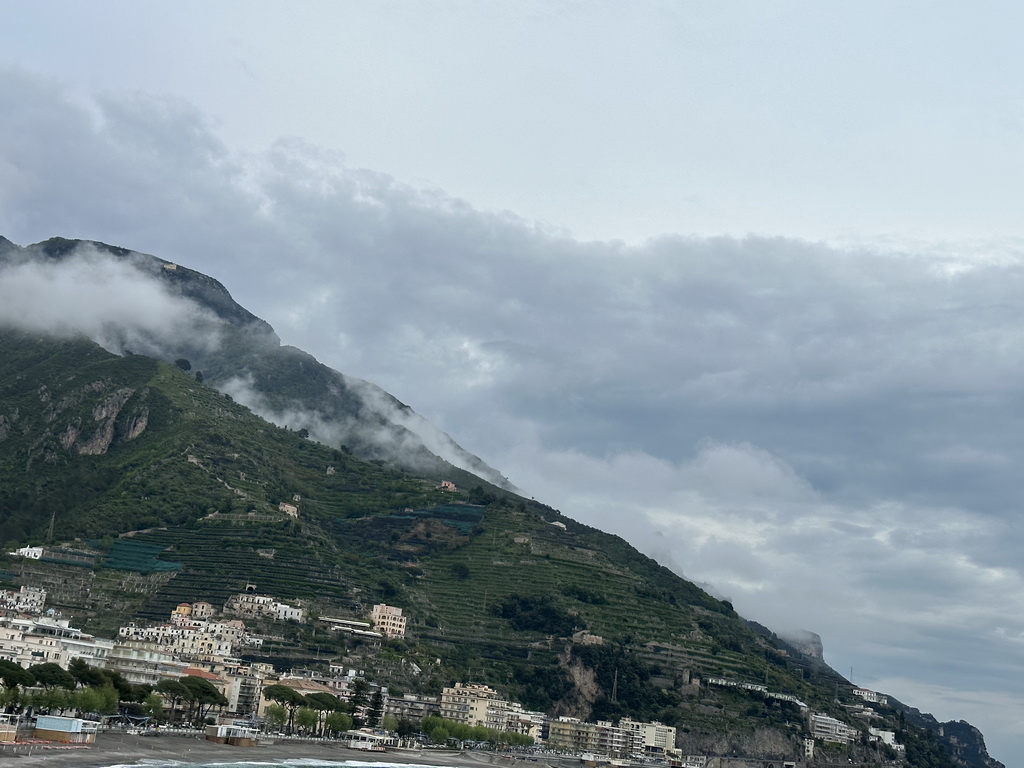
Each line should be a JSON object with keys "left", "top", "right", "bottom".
{"left": 183, "top": 666, "right": 223, "bottom": 681}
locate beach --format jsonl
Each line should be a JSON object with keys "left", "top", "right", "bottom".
{"left": 0, "top": 731, "right": 541, "bottom": 768}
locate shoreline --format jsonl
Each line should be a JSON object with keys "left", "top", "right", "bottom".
{"left": 0, "top": 731, "right": 547, "bottom": 768}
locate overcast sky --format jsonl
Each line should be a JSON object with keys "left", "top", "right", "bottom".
{"left": 5, "top": 2, "right": 1024, "bottom": 763}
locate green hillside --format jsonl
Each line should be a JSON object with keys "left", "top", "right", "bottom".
{"left": 0, "top": 329, "right": 966, "bottom": 766}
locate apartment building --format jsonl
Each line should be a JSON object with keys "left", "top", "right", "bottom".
{"left": 619, "top": 717, "right": 677, "bottom": 755}
{"left": 0, "top": 585, "right": 47, "bottom": 614}
{"left": 809, "top": 712, "right": 857, "bottom": 744}
{"left": 385, "top": 692, "right": 439, "bottom": 721}
{"left": 104, "top": 640, "right": 189, "bottom": 686}
{"left": 440, "top": 682, "right": 502, "bottom": 725}
{"left": 0, "top": 620, "right": 68, "bottom": 667}
{"left": 370, "top": 603, "right": 407, "bottom": 638}
{"left": 546, "top": 717, "right": 633, "bottom": 758}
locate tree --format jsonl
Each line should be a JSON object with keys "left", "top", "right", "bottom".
{"left": 264, "top": 703, "right": 287, "bottom": 731}
{"left": 325, "top": 711, "right": 352, "bottom": 736}
{"left": 179, "top": 676, "right": 228, "bottom": 726}
{"left": 305, "top": 691, "right": 341, "bottom": 712}
{"left": 430, "top": 725, "right": 450, "bottom": 745}
{"left": 194, "top": 370, "right": 204, "bottom": 383}
{"left": 29, "top": 662, "right": 76, "bottom": 690}
{"left": 31, "top": 686, "right": 71, "bottom": 714}
{"left": 367, "top": 688, "right": 384, "bottom": 727}
{"left": 69, "top": 659, "right": 106, "bottom": 688}
{"left": 103, "top": 668, "right": 134, "bottom": 701}
{"left": 396, "top": 718, "right": 417, "bottom": 737}
{"left": 305, "top": 691, "right": 342, "bottom": 736}
{"left": 128, "top": 682, "right": 153, "bottom": 703}
{"left": 174, "top": 358, "right": 192, "bottom": 372}
{"left": 0, "top": 659, "right": 34, "bottom": 691}
{"left": 96, "top": 684, "right": 120, "bottom": 715}
{"left": 0, "top": 683, "right": 23, "bottom": 712}
{"left": 468, "top": 485, "right": 496, "bottom": 505}
{"left": 142, "top": 692, "right": 165, "bottom": 722}
{"left": 155, "top": 679, "right": 189, "bottom": 722}
{"left": 295, "top": 706, "right": 318, "bottom": 734}
{"left": 263, "top": 684, "right": 308, "bottom": 734}
{"left": 347, "top": 677, "right": 369, "bottom": 728}
{"left": 73, "top": 686, "right": 103, "bottom": 717}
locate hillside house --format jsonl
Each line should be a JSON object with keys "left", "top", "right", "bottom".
{"left": 809, "top": 712, "right": 856, "bottom": 744}
{"left": 224, "top": 592, "right": 306, "bottom": 623}
{"left": 852, "top": 687, "right": 888, "bottom": 706}
{"left": 9, "top": 546, "right": 43, "bottom": 559}
{"left": 370, "top": 603, "right": 407, "bottom": 638}
{"left": 0, "top": 585, "right": 47, "bottom": 614}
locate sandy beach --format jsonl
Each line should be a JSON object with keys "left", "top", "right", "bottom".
{"left": 0, "top": 731, "right": 540, "bottom": 768}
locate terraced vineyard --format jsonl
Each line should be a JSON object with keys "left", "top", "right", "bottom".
{"left": 128, "top": 522, "right": 357, "bottom": 620}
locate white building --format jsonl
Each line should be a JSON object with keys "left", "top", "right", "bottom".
{"left": 224, "top": 592, "right": 306, "bottom": 623}
{"left": 9, "top": 546, "right": 43, "bottom": 559}
{"left": 619, "top": 718, "right": 677, "bottom": 755}
{"left": 104, "top": 641, "right": 189, "bottom": 686}
{"left": 869, "top": 727, "right": 898, "bottom": 746}
{"left": 809, "top": 712, "right": 857, "bottom": 744}
{"left": 0, "top": 618, "right": 68, "bottom": 668}
{"left": 852, "top": 687, "right": 888, "bottom": 706}
{"left": 119, "top": 617, "right": 246, "bottom": 660}
{"left": 0, "top": 585, "right": 47, "bottom": 614}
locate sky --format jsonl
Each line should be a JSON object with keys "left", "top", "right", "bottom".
{"left": 3, "top": 1, "right": 1024, "bottom": 763}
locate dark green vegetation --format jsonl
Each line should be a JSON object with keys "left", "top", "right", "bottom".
{"left": 0, "top": 658, "right": 152, "bottom": 720}
{"left": 420, "top": 714, "right": 534, "bottom": 747}
{"left": 0, "top": 236, "right": 1002, "bottom": 768}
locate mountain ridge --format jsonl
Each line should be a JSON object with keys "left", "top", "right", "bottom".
{"left": 0, "top": 236, "right": 515, "bottom": 492}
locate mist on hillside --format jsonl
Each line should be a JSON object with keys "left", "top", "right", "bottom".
{"left": 0, "top": 241, "right": 513, "bottom": 487}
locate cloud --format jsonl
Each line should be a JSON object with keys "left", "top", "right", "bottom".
{"left": 0, "top": 244, "right": 221, "bottom": 357}
{"left": 6, "top": 69, "right": 1024, "bottom": 761}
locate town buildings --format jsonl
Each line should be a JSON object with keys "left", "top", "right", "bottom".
{"left": 438, "top": 683, "right": 551, "bottom": 740}
{"left": 224, "top": 591, "right": 306, "bottom": 622}
{"left": 0, "top": 585, "right": 46, "bottom": 613}
{"left": 0, "top": 578, "right": 894, "bottom": 759}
